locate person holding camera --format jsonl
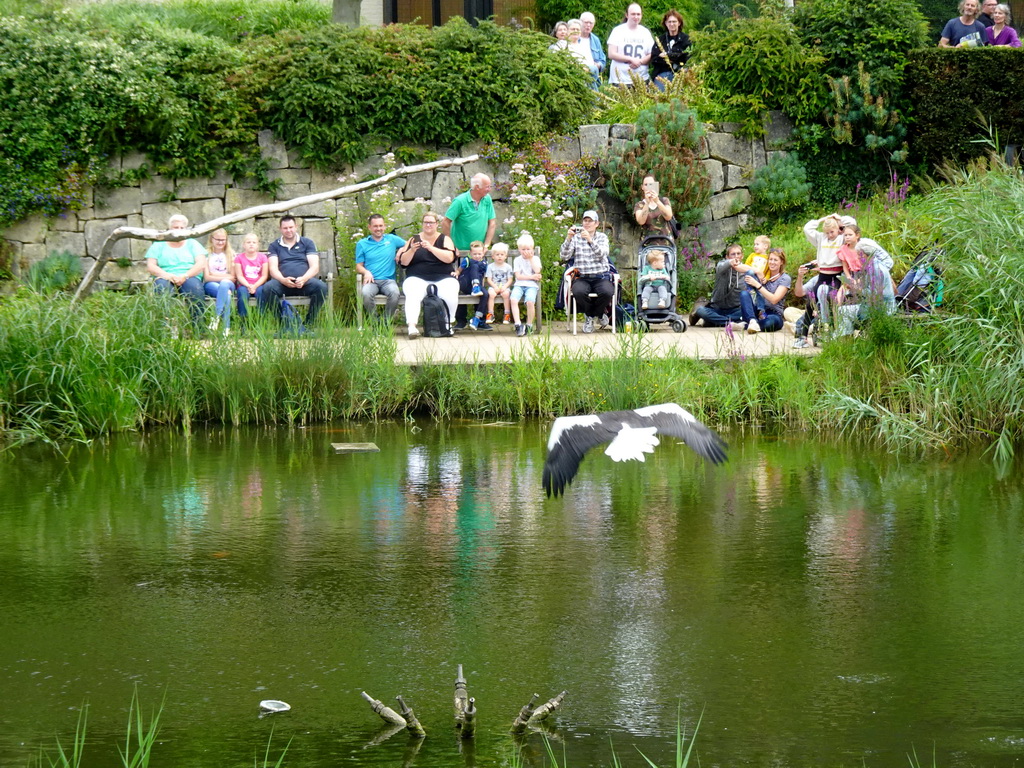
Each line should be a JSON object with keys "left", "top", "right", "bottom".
{"left": 634, "top": 174, "right": 674, "bottom": 238}
{"left": 559, "top": 210, "right": 614, "bottom": 334}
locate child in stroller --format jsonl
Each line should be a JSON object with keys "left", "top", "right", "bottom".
{"left": 635, "top": 234, "right": 687, "bottom": 332}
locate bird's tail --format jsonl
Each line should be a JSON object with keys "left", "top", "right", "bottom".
{"left": 604, "top": 426, "right": 660, "bottom": 462}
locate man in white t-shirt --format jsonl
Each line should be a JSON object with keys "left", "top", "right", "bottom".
{"left": 606, "top": 3, "right": 655, "bottom": 85}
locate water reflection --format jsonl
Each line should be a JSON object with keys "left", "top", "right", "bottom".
{"left": 0, "top": 427, "right": 1023, "bottom": 768}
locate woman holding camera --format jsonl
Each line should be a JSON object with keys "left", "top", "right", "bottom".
{"left": 559, "top": 210, "right": 614, "bottom": 333}
{"left": 634, "top": 174, "right": 674, "bottom": 238}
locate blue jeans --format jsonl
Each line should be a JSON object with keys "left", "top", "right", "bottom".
{"left": 654, "top": 70, "right": 674, "bottom": 92}
{"left": 695, "top": 303, "right": 741, "bottom": 327}
{"left": 259, "top": 278, "right": 328, "bottom": 325}
{"left": 235, "top": 285, "right": 265, "bottom": 318}
{"left": 738, "top": 289, "right": 783, "bottom": 331}
{"left": 154, "top": 276, "right": 205, "bottom": 329}
{"left": 204, "top": 280, "right": 234, "bottom": 329}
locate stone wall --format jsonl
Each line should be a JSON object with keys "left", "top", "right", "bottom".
{"left": 0, "top": 114, "right": 791, "bottom": 289}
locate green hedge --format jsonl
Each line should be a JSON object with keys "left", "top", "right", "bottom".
{"left": 905, "top": 48, "right": 1024, "bottom": 168}
{"left": 0, "top": 13, "right": 592, "bottom": 228}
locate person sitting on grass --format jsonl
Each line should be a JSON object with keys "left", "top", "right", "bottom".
{"left": 478, "top": 243, "right": 512, "bottom": 330}
{"left": 145, "top": 213, "right": 207, "bottom": 333}
{"left": 739, "top": 248, "right": 791, "bottom": 334}
{"left": 510, "top": 233, "right": 542, "bottom": 337}
{"left": 691, "top": 243, "right": 746, "bottom": 327}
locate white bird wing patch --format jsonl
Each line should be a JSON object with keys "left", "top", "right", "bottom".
{"left": 547, "top": 414, "right": 601, "bottom": 451}
{"left": 604, "top": 426, "right": 660, "bottom": 462}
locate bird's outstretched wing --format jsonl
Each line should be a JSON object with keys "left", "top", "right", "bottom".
{"left": 634, "top": 403, "right": 728, "bottom": 464}
{"left": 542, "top": 415, "right": 619, "bottom": 497}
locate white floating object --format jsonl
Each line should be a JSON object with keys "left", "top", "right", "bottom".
{"left": 331, "top": 442, "right": 380, "bottom": 454}
{"left": 259, "top": 700, "right": 291, "bottom": 713}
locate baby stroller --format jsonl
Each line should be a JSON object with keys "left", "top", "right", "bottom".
{"left": 634, "top": 234, "right": 687, "bottom": 332}
{"left": 896, "top": 246, "right": 944, "bottom": 313}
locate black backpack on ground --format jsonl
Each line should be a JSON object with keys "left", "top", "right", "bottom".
{"left": 421, "top": 284, "right": 451, "bottom": 337}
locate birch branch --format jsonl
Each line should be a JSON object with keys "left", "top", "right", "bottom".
{"left": 73, "top": 154, "right": 480, "bottom": 302}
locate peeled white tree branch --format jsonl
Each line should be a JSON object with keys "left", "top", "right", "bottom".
{"left": 73, "top": 154, "right": 480, "bottom": 302}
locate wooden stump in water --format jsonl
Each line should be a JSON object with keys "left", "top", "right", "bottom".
{"left": 361, "top": 691, "right": 407, "bottom": 727}
{"left": 510, "top": 693, "right": 539, "bottom": 734}
{"left": 396, "top": 695, "right": 426, "bottom": 738}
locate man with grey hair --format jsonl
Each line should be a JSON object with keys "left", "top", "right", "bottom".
{"left": 607, "top": 3, "right": 655, "bottom": 85}
{"left": 442, "top": 173, "right": 496, "bottom": 328}
{"left": 579, "top": 11, "right": 607, "bottom": 88}
{"left": 939, "top": 0, "right": 987, "bottom": 45}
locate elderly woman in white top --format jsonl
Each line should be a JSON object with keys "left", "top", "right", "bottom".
{"left": 145, "top": 213, "right": 207, "bottom": 329}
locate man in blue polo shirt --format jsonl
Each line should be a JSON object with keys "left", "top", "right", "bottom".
{"left": 260, "top": 214, "right": 328, "bottom": 326}
{"left": 356, "top": 213, "right": 405, "bottom": 321}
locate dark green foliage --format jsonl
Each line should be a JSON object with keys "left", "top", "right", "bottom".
{"left": 533, "top": 0, "right": 701, "bottom": 44}
{"left": 904, "top": 49, "right": 1024, "bottom": 168}
{"left": 827, "top": 62, "right": 909, "bottom": 178}
{"left": 25, "top": 252, "right": 83, "bottom": 294}
{"left": 749, "top": 154, "right": 812, "bottom": 216}
{"left": 254, "top": 19, "right": 592, "bottom": 170}
{"left": 601, "top": 100, "right": 710, "bottom": 225}
{"left": 791, "top": 0, "right": 929, "bottom": 91}
{"left": 689, "top": 15, "right": 827, "bottom": 135}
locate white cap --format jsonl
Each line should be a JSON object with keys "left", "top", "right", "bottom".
{"left": 582, "top": 209, "right": 599, "bottom": 221}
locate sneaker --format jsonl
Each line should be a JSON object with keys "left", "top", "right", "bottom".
{"left": 454, "top": 321, "right": 467, "bottom": 331}
{"left": 793, "top": 337, "right": 809, "bottom": 349}
{"left": 469, "top": 316, "right": 480, "bottom": 330}
{"left": 657, "top": 299, "right": 666, "bottom": 308}
{"left": 689, "top": 297, "right": 708, "bottom": 325}
{"left": 729, "top": 321, "right": 747, "bottom": 333}
{"left": 747, "top": 318, "right": 761, "bottom": 334}
{"left": 477, "top": 322, "right": 493, "bottom": 331}
{"left": 582, "top": 317, "right": 595, "bottom": 334}
{"left": 471, "top": 285, "right": 483, "bottom": 296}
{"left": 599, "top": 313, "right": 610, "bottom": 329}
{"left": 641, "top": 300, "right": 648, "bottom": 309}
{"left": 515, "top": 324, "right": 526, "bottom": 337}
{"left": 486, "top": 313, "right": 495, "bottom": 324}
{"left": 503, "top": 313, "right": 511, "bottom": 324}
{"left": 408, "top": 325, "right": 420, "bottom": 339}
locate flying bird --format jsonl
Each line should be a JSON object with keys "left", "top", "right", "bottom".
{"left": 542, "top": 403, "right": 727, "bottom": 497}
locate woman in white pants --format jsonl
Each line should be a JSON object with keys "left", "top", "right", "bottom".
{"left": 397, "top": 212, "right": 459, "bottom": 338}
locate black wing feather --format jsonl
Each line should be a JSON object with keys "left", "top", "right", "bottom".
{"left": 542, "top": 419, "right": 620, "bottom": 497}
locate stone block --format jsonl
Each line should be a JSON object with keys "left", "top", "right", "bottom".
{"left": 100, "top": 261, "right": 150, "bottom": 283}
{"left": 52, "top": 211, "right": 79, "bottom": 232}
{"left": 311, "top": 168, "right": 345, "bottom": 195}
{"left": 255, "top": 218, "right": 283, "bottom": 246}
{"left": 142, "top": 202, "right": 185, "bottom": 230}
{"left": 753, "top": 141, "right": 767, "bottom": 169}
{"left": 176, "top": 181, "right": 226, "bottom": 201}
{"left": 431, "top": 172, "right": 467, "bottom": 213}
{"left": 352, "top": 153, "right": 386, "bottom": 181}
{"left": 404, "top": 170, "right": 434, "bottom": 201}
{"left": 292, "top": 198, "right": 337, "bottom": 219}
{"left": 45, "top": 230, "right": 87, "bottom": 257}
{"left": 706, "top": 132, "right": 752, "bottom": 167}
{"left": 300, "top": 219, "right": 336, "bottom": 254}
{"left": 710, "top": 189, "right": 751, "bottom": 220}
{"left": 579, "top": 124, "right": 611, "bottom": 158}
{"left": 141, "top": 175, "right": 176, "bottom": 204}
{"left": 764, "top": 110, "right": 794, "bottom": 149}
{"left": 696, "top": 216, "right": 742, "bottom": 255}
{"left": 94, "top": 187, "right": 142, "bottom": 218}
{"left": 610, "top": 123, "right": 636, "bottom": 140}
{"left": 276, "top": 183, "right": 312, "bottom": 201}
{"left": 20, "top": 243, "right": 47, "bottom": 269}
{"left": 609, "top": 138, "right": 631, "bottom": 157}
{"left": 225, "top": 188, "right": 275, "bottom": 214}
{"left": 130, "top": 238, "right": 153, "bottom": 261}
{"left": 724, "top": 164, "right": 748, "bottom": 190}
{"left": 85, "top": 218, "right": 131, "bottom": 259}
{"left": 182, "top": 198, "right": 224, "bottom": 228}
{"left": 209, "top": 170, "right": 232, "bottom": 186}
{"left": 548, "top": 135, "right": 581, "bottom": 164}
{"left": 701, "top": 159, "right": 724, "bottom": 193}
{"left": 715, "top": 122, "right": 744, "bottom": 133}
{"left": 3, "top": 213, "right": 48, "bottom": 243}
{"left": 121, "top": 151, "right": 147, "bottom": 171}
{"left": 269, "top": 168, "right": 312, "bottom": 185}
{"left": 258, "top": 130, "right": 290, "bottom": 170}
{"left": 698, "top": 135, "right": 709, "bottom": 160}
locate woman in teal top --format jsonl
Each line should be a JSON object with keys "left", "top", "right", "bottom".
{"left": 146, "top": 213, "right": 207, "bottom": 330}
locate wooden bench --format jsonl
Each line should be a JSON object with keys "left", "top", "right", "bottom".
{"left": 206, "top": 250, "right": 335, "bottom": 316}
{"left": 356, "top": 249, "right": 542, "bottom": 331}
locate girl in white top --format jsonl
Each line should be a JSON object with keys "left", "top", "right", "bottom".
{"left": 511, "top": 233, "right": 542, "bottom": 336}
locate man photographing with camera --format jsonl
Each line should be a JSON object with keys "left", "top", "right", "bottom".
{"left": 559, "top": 210, "right": 615, "bottom": 333}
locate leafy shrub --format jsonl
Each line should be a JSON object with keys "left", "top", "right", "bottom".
{"left": 689, "top": 14, "right": 827, "bottom": 135}
{"left": 601, "top": 100, "right": 710, "bottom": 225}
{"left": 749, "top": 154, "right": 812, "bottom": 216}
{"left": 792, "top": 0, "right": 929, "bottom": 91}
{"left": 904, "top": 48, "right": 1024, "bottom": 169}
{"left": 24, "top": 251, "right": 83, "bottom": 294}
{"left": 593, "top": 67, "right": 700, "bottom": 125}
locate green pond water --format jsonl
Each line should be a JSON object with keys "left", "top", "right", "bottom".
{"left": 2, "top": 423, "right": 1024, "bottom": 768}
